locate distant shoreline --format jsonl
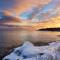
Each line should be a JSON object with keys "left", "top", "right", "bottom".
{"left": 38, "top": 28, "right": 60, "bottom": 31}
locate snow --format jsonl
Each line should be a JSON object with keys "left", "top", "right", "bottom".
{"left": 3, "top": 41, "right": 60, "bottom": 60}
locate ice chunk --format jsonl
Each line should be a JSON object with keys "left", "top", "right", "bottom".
{"left": 14, "top": 41, "right": 34, "bottom": 56}
{"left": 43, "top": 42, "right": 60, "bottom": 60}
{"left": 3, "top": 41, "right": 60, "bottom": 60}
{"left": 3, "top": 53, "right": 23, "bottom": 60}
{"left": 55, "top": 51, "right": 60, "bottom": 60}
{"left": 23, "top": 54, "right": 41, "bottom": 60}
{"left": 21, "top": 42, "right": 41, "bottom": 57}
{"left": 49, "top": 42, "right": 60, "bottom": 48}
{"left": 41, "top": 53, "right": 53, "bottom": 60}
{"left": 23, "top": 57, "right": 37, "bottom": 60}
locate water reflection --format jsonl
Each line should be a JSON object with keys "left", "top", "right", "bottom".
{"left": 0, "top": 31, "right": 60, "bottom": 48}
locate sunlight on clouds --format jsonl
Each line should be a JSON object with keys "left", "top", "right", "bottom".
{"left": 32, "top": 16, "right": 60, "bottom": 30}
{"left": 0, "top": 0, "right": 51, "bottom": 15}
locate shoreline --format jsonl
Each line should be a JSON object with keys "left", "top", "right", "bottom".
{"left": 3, "top": 41, "right": 60, "bottom": 60}
{"left": 1, "top": 42, "right": 49, "bottom": 60}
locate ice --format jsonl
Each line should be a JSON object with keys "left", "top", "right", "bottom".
{"left": 21, "top": 42, "right": 41, "bottom": 57}
{"left": 41, "top": 53, "right": 53, "bottom": 60}
{"left": 3, "top": 41, "right": 60, "bottom": 60}
{"left": 49, "top": 42, "right": 60, "bottom": 47}
{"left": 23, "top": 55, "right": 41, "bottom": 60}
{"left": 3, "top": 53, "right": 23, "bottom": 60}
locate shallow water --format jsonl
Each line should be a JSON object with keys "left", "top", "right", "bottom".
{"left": 0, "top": 30, "right": 60, "bottom": 59}
{"left": 0, "top": 30, "right": 60, "bottom": 47}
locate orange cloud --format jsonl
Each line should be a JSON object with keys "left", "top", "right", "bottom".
{"left": 4, "top": 0, "right": 51, "bottom": 15}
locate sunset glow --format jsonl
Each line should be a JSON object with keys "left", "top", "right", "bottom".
{"left": 0, "top": 0, "right": 60, "bottom": 30}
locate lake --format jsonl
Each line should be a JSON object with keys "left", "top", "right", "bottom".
{"left": 0, "top": 30, "right": 60, "bottom": 59}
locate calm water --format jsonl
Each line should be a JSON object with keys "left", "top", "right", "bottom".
{"left": 0, "top": 30, "right": 60, "bottom": 58}
{"left": 0, "top": 30, "right": 60, "bottom": 47}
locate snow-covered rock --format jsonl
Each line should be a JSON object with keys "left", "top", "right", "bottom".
{"left": 3, "top": 41, "right": 60, "bottom": 60}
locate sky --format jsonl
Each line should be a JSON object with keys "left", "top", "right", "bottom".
{"left": 0, "top": 0, "right": 60, "bottom": 22}
{"left": 0, "top": 0, "right": 51, "bottom": 15}
{"left": 0, "top": 0, "right": 24, "bottom": 15}
{"left": 18, "top": 0, "right": 60, "bottom": 21}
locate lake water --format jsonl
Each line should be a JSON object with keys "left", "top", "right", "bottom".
{"left": 0, "top": 30, "right": 60, "bottom": 59}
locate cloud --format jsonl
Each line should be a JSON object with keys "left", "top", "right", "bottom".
{"left": 0, "top": 0, "right": 60, "bottom": 20}
{"left": 30, "top": 0, "right": 60, "bottom": 22}
{"left": 0, "top": 0, "right": 51, "bottom": 15}
{"left": 0, "top": 0, "right": 16, "bottom": 10}
{"left": 0, "top": 0, "right": 23, "bottom": 15}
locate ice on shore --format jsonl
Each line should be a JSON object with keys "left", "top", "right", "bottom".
{"left": 3, "top": 41, "right": 60, "bottom": 60}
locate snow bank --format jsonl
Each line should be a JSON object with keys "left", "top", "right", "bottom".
{"left": 3, "top": 41, "right": 60, "bottom": 60}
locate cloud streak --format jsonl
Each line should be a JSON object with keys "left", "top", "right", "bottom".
{"left": 0, "top": 0, "right": 51, "bottom": 15}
